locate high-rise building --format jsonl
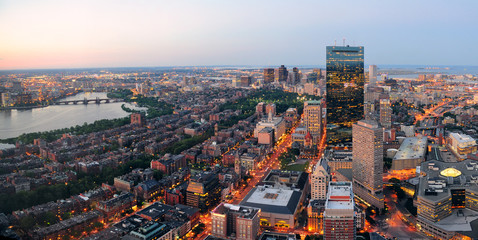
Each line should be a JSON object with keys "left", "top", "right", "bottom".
{"left": 303, "top": 100, "right": 323, "bottom": 144}
{"left": 211, "top": 203, "right": 260, "bottom": 240}
{"left": 379, "top": 99, "right": 392, "bottom": 129}
{"left": 326, "top": 46, "right": 365, "bottom": 127}
{"left": 240, "top": 76, "right": 252, "bottom": 87}
{"left": 311, "top": 158, "right": 330, "bottom": 200}
{"left": 323, "top": 182, "right": 356, "bottom": 240}
{"left": 352, "top": 120, "right": 384, "bottom": 210}
{"left": 278, "top": 65, "right": 288, "bottom": 82}
{"left": 263, "top": 68, "right": 275, "bottom": 84}
{"left": 292, "top": 67, "right": 300, "bottom": 84}
{"left": 369, "top": 65, "right": 377, "bottom": 85}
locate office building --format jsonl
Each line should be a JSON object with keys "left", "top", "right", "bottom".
{"left": 323, "top": 182, "right": 356, "bottom": 240}
{"left": 447, "top": 133, "right": 477, "bottom": 160}
{"left": 263, "top": 68, "right": 275, "bottom": 84}
{"left": 240, "top": 76, "right": 252, "bottom": 87}
{"left": 211, "top": 203, "right": 260, "bottom": 240}
{"left": 352, "top": 120, "right": 384, "bottom": 210}
{"left": 254, "top": 112, "right": 286, "bottom": 142}
{"left": 303, "top": 100, "right": 323, "bottom": 144}
{"left": 326, "top": 46, "right": 365, "bottom": 127}
{"left": 416, "top": 160, "right": 478, "bottom": 240}
{"left": 311, "top": 158, "right": 330, "bottom": 200}
{"left": 240, "top": 186, "right": 301, "bottom": 229}
{"left": 186, "top": 172, "right": 221, "bottom": 212}
{"left": 278, "top": 65, "right": 288, "bottom": 82}
{"left": 379, "top": 99, "right": 392, "bottom": 129}
{"left": 369, "top": 65, "right": 377, "bottom": 85}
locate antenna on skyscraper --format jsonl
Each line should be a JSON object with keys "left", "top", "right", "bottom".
{"left": 334, "top": 39, "right": 336, "bottom": 46}
{"left": 343, "top": 38, "right": 346, "bottom": 46}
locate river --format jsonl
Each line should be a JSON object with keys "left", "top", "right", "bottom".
{"left": 0, "top": 92, "right": 134, "bottom": 140}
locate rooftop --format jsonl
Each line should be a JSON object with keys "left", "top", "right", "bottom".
{"left": 240, "top": 186, "right": 301, "bottom": 215}
{"left": 418, "top": 160, "right": 478, "bottom": 203}
{"left": 393, "top": 136, "right": 428, "bottom": 160}
{"left": 450, "top": 132, "right": 476, "bottom": 144}
{"left": 326, "top": 182, "right": 354, "bottom": 210}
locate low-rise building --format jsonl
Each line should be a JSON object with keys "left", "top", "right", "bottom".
{"left": 447, "top": 133, "right": 477, "bottom": 160}
{"left": 392, "top": 136, "right": 427, "bottom": 170}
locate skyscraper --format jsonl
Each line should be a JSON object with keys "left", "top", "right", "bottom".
{"left": 326, "top": 46, "right": 364, "bottom": 127}
{"left": 323, "top": 181, "right": 356, "bottom": 240}
{"left": 304, "top": 100, "right": 323, "bottom": 144}
{"left": 263, "top": 68, "right": 275, "bottom": 84}
{"left": 369, "top": 64, "right": 377, "bottom": 85}
{"left": 311, "top": 158, "right": 330, "bottom": 200}
{"left": 379, "top": 99, "right": 392, "bottom": 129}
{"left": 352, "top": 120, "right": 384, "bottom": 210}
{"left": 278, "top": 65, "right": 288, "bottom": 82}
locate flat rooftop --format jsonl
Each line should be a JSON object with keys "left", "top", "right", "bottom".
{"left": 450, "top": 132, "right": 476, "bottom": 144}
{"left": 240, "top": 187, "right": 301, "bottom": 215}
{"left": 393, "top": 136, "right": 427, "bottom": 160}
{"left": 326, "top": 182, "right": 354, "bottom": 210}
{"left": 418, "top": 160, "right": 478, "bottom": 203}
{"left": 246, "top": 187, "right": 293, "bottom": 207}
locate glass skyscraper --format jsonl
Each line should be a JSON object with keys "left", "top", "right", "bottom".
{"left": 326, "top": 46, "right": 364, "bottom": 127}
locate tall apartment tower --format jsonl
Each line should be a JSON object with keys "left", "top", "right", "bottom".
{"left": 352, "top": 120, "right": 384, "bottom": 210}
{"left": 326, "top": 46, "right": 364, "bottom": 127}
{"left": 263, "top": 68, "right": 275, "bottom": 84}
{"left": 379, "top": 99, "right": 392, "bottom": 129}
{"left": 303, "top": 100, "right": 323, "bottom": 144}
{"left": 278, "top": 65, "right": 288, "bottom": 82}
{"left": 311, "top": 158, "right": 330, "bottom": 200}
{"left": 323, "top": 181, "right": 356, "bottom": 240}
{"left": 369, "top": 65, "right": 377, "bottom": 85}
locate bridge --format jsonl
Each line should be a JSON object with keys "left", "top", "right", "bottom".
{"left": 54, "top": 97, "right": 124, "bottom": 105}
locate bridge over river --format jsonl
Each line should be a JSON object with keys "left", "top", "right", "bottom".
{"left": 54, "top": 97, "right": 124, "bottom": 105}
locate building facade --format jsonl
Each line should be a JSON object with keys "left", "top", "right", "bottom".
{"left": 311, "top": 158, "right": 330, "bottom": 200}
{"left": 211, "top": 203, "right": 260, "bottom": 240}
{"left": 326, "top": 46, "right": 364, "bottom": 127}
{"left": 303, "top": 100, "right": 323, "bottom": 144}
{"left": 352, "top": 120, "right": 384, "bottom": 210}
{"left": 379, "top": 99, "right": 392, "bottom": 129}
{"left": 323, "top": 182, "right": 356, "bottom": 240}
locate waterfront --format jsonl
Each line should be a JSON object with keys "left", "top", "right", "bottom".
{"left": 0, "top": 92, "right": 132, "bottom": 140}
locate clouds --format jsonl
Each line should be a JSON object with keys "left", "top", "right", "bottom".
{"left": 0, "top": 0, "right": 477, "bottom": 69}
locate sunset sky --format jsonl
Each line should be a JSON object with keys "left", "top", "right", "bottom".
{"left": 1, "top": 0, "right": 477, "bottom": 70}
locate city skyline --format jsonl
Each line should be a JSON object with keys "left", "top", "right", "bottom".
{"left": 1, "top": 0, "right": 478, "bottom": 70}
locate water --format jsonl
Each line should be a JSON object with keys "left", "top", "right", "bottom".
{"left": 0, "top": 92, "right": 133, "bottom": 140}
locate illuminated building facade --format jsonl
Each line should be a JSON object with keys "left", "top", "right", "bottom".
{"left": 379, "top": 99, "right": 391, "bottom": 129}
{"left": 263, "top": 68, "right": 275, "bottom": 84}
{"left": 326, "top": 46, "right": 364, "bottom": 127}
{"left": 186, "top": 172, "right": 221, "bottom": 212}
{"left": 352, "top": 120, "right": 384, "bottom": 210}
{"left": 447, "top": 132, "right": 478, "bottom": 160}
{"left": 303, "top": 100, "right": 324, "bottom": 144}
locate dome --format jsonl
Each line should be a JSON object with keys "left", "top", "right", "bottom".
{"left": 440, "top": 168, "right": 462, "bottom": 178}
